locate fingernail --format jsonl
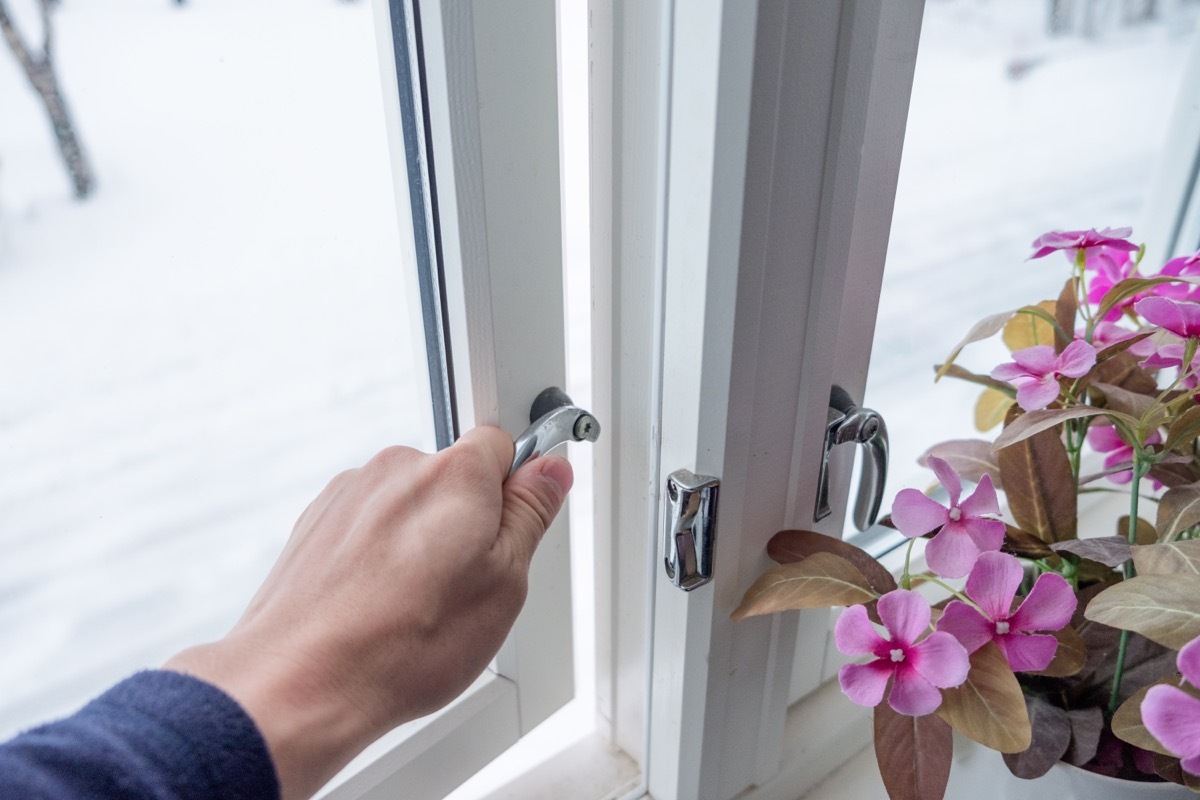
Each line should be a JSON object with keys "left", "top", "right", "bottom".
{"left": 539, "top": 455, "right": 574, "bottom": 499}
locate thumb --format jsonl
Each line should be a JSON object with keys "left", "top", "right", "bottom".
{"left": 500, "top": 455, "right": 573, "bottom": 563}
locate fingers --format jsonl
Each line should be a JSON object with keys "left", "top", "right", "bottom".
{"left": 500, "top": 455, "right": 573, "bottom": 563}
{"left": 453, "top": 425, "right": 515, "bottom": 483}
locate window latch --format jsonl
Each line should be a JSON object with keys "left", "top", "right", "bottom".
{"left": 814, "top": 386, "right": 889, "bottom": 532}
{"left": 509, "top": 387, "right": 600, "bottom": 477}
{"left": 663, "top": 469, "right": 720, "bottom": 591}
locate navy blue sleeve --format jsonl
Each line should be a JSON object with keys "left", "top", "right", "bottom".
{"left": 0, "top": 670, "right": 280, "bottom": 800}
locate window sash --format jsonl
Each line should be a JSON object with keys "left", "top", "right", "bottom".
{"left": 317, "top": 0, "right": 576, "bottom": 795}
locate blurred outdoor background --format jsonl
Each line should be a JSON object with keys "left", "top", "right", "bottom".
{"left": 0, "top": 0, "right": 1197, "bottom": 740}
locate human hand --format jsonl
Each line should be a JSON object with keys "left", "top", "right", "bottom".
{"left": 165, "top": 426, "right": 573, "bottom": 800}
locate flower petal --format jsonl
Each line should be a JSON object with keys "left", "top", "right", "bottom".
{"left": 964, "top": 551, "right": 1023, "bottom": 621}
{"left": 1011, "top": 345, "right": 1058, "bottom": 375}
{"left": 936, "top": 601, "right": 994, "bottom": 654}
{"left": 1137, "top": 296, "right": 1200, "bottom": 338}
{"left": 996, "top": 632, "right": 1058, "bottom": 672}
{"left": 927, "top": 456, "right": 963, "bottom": 507}
{"left": 891, "top": 489, "right": 949, "bottom": 538}
{"left": 888, "top": 666, "right": 944, "bottom": 716}
{"left": 1054, "top": 339, "right": 1097, "bottom": 378}
{"left": 1087, "top": 424, "right": 1127, "bottom": 453}
{"left": 961, "top": 517, "right": 1006, "bottom": 556}
{"left": 909, "top": 630, "right": 970, "bottom": 688}
{"left": 1015, "top": 376, "right": 1061, "bottom": 411}
{"left": 1142, "top": 685, "right": 1200, "bottom": 760}
{"left": 834, "top": 604, "right": 885, "bottom": 656}
{"left": 877, "top": 589, "right": 932, "bottom": 647}
{"left": 1009, "top": 572, "right": 1076, "bottom": 633}
{"left": 838, "top": 661, "right": 892, "bottom": 709}
{"left": 958, "top": 473, "right": 1001, "bottom": 519}
{"left": 924, "top": 525, "right": 983, "bottom": 579}
{"left": 1178, "top": 635, "right": 1200, "bottom": 688}
{"left": 990, "top": 362, "right": 1032, "bottom": 381}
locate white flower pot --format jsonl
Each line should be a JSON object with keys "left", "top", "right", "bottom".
{"left": 944, "top": 735, "right": 1194, "bottom": 800}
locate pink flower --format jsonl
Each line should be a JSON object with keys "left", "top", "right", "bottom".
{"left": 1085, "top": 248, "right": 1139, "bottom": 321}
{"left": 1087, "top": 322, "right": 1156, "bottom": 357}
{"left": 1152, "top": 250, "right": 1200, "bottom": 302}
{"left": 1142, "top": 636, "right": 1200, "bottom": 775}
{"left": 1135, "top": 296, "right": 1200, "bottom": 339}
{"left": 936, "top": 552, "right": 1076, "bottom": 672}
{"left": 835, "top": 589, "right": 970, "bottom": 716}
{"left": 1087, "top": 425, "right": 1164, "bottom": 486}
{"left": 891, "top": 456, "right": 1006, "bottom": 579}
{"left": 990, "top": 340, "right": 1097, "bottom": 411}
{"left": 1029, "top": 227, "right": 1138, "bottom": 262}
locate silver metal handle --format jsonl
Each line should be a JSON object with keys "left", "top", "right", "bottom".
{"left": 814, "top": 386, "right": 889, "bottom": 532}
{"left": 509, "top": 387, "right": 600, "bottom": 477}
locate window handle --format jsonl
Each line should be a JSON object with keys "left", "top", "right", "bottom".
{"left": 509, "top": 387, "right": 600, "bottom": 477}
{"left": 813, "top": 386, "right": 889, "bottom": 532}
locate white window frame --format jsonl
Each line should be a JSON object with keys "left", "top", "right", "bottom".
{"left": 318, "top": 1, "right": 575, "bottom": 796}
{"left": 323, "top": 0, "right": 926, "bottom": 798}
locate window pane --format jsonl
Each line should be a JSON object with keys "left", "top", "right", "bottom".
{"left": 869, "top": 0, "right": 1198, "bottom": 505}
{"left": 0, "top": 0, "right": 433, "bottom": 736}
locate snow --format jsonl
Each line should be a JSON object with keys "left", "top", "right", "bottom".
{"left": 0, "top": 0, "right": 432, "bottom": 735}
{"left": 867, "top": 0, "right": 1199, "bottom": 507}
{"left": 0, "top": 0, "right": 1197, "bottom": 751}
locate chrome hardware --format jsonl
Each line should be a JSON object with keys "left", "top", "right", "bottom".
{"left": 814, "top": 386, "right": 889, "bottom": 532}
{"left": 509, "top": 387, "right": 600, "bottom": 477}
{"left": 663, "top": 469, "right": 720, "bottom": 591}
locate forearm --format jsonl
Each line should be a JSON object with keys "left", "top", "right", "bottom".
{"left": 0, "top": 670, "right": 279, "bottom": 800}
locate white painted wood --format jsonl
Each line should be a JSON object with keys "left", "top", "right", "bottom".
{"left": 415, "top": 0, "right": 575, "bottom": 735}
{"left": 646, "top": 2, "right": 924, "bottom": 799}
{"left": 326, "top": 0, "right": 578, "bottom": 796}
{"left": 317, "top": 673, "right": 521, "bottom": 800}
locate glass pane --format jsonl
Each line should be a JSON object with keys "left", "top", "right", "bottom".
{"left": 0, "top": 0, "right": 434, "bottom": 736}
{"left": 869, "top": 0, "right": 1199, "bottom": 507}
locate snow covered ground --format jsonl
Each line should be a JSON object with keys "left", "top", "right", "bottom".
{"left": 0, "top": 0, "right": 431, "bottom": 736}
{"left": 869, "top": 0, "right": 1199, "bottom": 504}
{"left": 0, "top": 0, "right": 1196, "bottom": 748}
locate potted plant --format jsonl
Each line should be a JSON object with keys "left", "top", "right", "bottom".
{"left": 734, "top": 227, "right": 1200, "bottom": 799}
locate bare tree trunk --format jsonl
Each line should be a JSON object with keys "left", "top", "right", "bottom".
{"left": 0, "top": 0, "right": 93, "bottom": 198}
{"left": 1048, "top": 0, "right": 1076, "bottom": 35}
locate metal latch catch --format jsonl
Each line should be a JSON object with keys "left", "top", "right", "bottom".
{"left": 663, "top": 469, "right": 720, "bottom": 591}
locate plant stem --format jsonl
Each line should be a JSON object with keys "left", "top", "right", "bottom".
{"left": 900, "top": 539, "right": 916, "bottom": 590}
{"left": 1108, "top": 454, "right": 1149, "bottom": 715}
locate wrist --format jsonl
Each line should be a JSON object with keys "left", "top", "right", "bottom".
{"left": 165, "top": 635, "right": 377, "bottom": 800}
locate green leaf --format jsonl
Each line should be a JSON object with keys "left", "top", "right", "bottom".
{"left": 873, "top": 705, "right": 953, "bottom": 800}
{"left": 992, "top": 406, "right": 1112, "bottom": 451}
{"left": 937, "top": 643, "right": 1032, "bottom": 753}
{"left": 1085, "top": 575, "right": 1200, "bottom": 649}
{"left": 766, "top": 529, "right": 897, "bottom": 596}
{"left": 935, "top": 310, "right": 1017, "bottom": 381}
{"left": 1002, "top": 695, "right": 1071, "bottom": 779}
{"left": 1155, "top": 484, "right": 1200, "bottom": 541}
{"left": 996, "top": 425, "right": 1077, "bottom": 543}
{"left": 1132, "top": 539, "right": 1200, "bottom": 576}
{"left": 731, "top": 552, "right": 876, "bottom": 621}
